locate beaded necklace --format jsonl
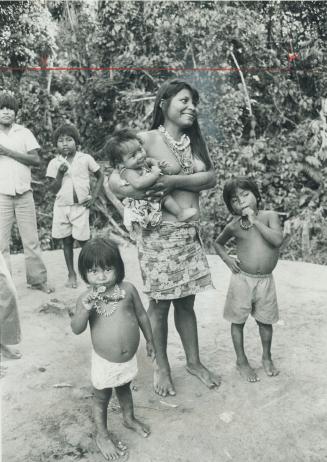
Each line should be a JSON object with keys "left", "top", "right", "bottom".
{"left": 85, "top": 284, "right": 126, "bottom": 317}
{"left": 158, "top": 125, "right": 194, "bottom": 174}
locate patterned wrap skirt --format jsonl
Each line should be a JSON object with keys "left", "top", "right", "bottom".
{"left": 136, "top": 221, "right": 214, "bottom": 300}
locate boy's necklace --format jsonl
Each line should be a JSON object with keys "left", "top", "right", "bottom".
{"left": 85, "top": 284, "right": 126, "bottom": 317}
{"left": 239, "top": 216, "right": 253, "bottom": 230}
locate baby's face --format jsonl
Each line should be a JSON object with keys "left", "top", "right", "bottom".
{"left": 231, "top": 188, "right": 257, "bottom": 215}
{"left": 86, "top": 265, "right": 117, "bottom": 288}
{"left": 121, "top": 139, "right": 146, "bottom": 170}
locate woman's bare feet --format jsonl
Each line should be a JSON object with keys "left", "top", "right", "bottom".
{"left": 236, "top": 361, "right": 260, "bottom": 383}
{"left": 123, "top": 417, "right": 150, "bottom": 438}
{"left": 186, "top": 363, "right": 221, "bottom": 389}
{"left": 29, "top": 283, "right": 55, "bottom": 294}
{"left": 95, "top": 433, "right": 127, "bottom": 460}
{"left": 153, "top": 366, "right": 176, "bottom": 397}
{"left": 262, "top": 358, "right": 279, "bottom": 377}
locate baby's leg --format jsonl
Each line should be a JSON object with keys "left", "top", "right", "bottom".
{"left": 162, "top": 195, "right": 197, "bottom": 222}
{"left": 231, "top": 323, "right": 259, "bottom": 382}
{"left": 115, "top": 382, "right": 150, "bottom": 437}
{"left": 93, "top": 387, "right": 127, "bottom": 459}
{"left": 256, "top": 321, "right": 279, "bottom": 377}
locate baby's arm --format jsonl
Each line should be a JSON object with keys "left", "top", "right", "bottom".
{"left": 122, "top": 166, "right": 161, "bottom": 191}
{"left": 245, "top": 209, "right": 283, "bottom": 248}
{"left": 70, "top": 292, "right": 91, "bottom": 335}
{"left": 129, "top": 283, "right": 155, "bottom": 359}
{"left": 214, "top": 224, "right": 241, "bottom": 273}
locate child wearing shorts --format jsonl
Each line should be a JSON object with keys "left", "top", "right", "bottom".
{"left": 214, "top": 176, "right": 283, "bottom": 382}
{"left": 46, "top": 124, "right": 104, "bottom": 288}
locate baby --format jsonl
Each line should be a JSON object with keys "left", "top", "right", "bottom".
{"left": 104, "top": 128, "right": 197, "bottom": 231}
{"left": 71, "top": 237, "right": 155, "bottom": 460}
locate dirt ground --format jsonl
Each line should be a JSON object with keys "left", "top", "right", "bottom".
{"left": 2, "top": 246, "right": 327, "bottom": 462}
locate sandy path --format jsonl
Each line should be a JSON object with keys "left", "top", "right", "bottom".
{"left": 2, "top": 247, "right": 327, "bottom": 462}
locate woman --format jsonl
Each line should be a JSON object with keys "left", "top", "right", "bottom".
{"left": 109, "top": 79, "right": 220, "bottom": 397}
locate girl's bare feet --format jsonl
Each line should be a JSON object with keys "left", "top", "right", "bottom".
{"left": 153, "top": 366, "right": 176, "bottom": 397}
{"left": 262, "top": 359, "right": 279, "bottom": 377}
{"left": 236, "top": 361, "right": 260, "bottom": 382}
{"left": 186, "top": 363, "right": 221, "bottom": 389}
{"left": 95, "top": 433, "right": 127, "bottom": 460}
{"left": 123, "top": 417, "right": 150, "bottom": 438}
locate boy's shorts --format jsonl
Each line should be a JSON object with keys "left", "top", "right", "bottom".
{"left": 223, "top": 270, "right": 279, "bottom": 325}
{"left": 52, "top": 203, "right": 90, "bottom": 241}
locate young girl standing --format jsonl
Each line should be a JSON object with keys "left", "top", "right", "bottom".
{"left": 71, "top": 237, "right": 155, "bottom": 460}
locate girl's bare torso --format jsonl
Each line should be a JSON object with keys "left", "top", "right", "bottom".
{"left": 89, "top": 285, "right": 140, "bottom": 363}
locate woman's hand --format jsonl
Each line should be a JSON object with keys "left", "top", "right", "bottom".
{"left": 145, "top": 175, "right": 175, "bottom": 198}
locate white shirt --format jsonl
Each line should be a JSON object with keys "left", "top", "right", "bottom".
{"left": 46, "top": 151, "right": 100, "bottom": 206}
{"left": 0, "top": 123, "right": 40, "bottom": 196}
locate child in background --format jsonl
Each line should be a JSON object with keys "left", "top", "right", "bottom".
{"left": 71, "top": 237, "right": 155, "bottom": 460}
{"left": 46, "top": 124, "right": 104, "bottom": 288}
{"left": 214, "top": 177, "right": 283, "bottom": 383}
{"left": 104, "top": 128, "right": 197, "bottom": 231}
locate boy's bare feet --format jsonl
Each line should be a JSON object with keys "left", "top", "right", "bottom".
{"left": 95, "top": 433, "right": 127, "bottom": 460}
{"left": 0, "top": 344, "right": 22, "bottom": 360}
{"left": 153, "top": 366, "right": 176, "bottom": 397}
{"left": 262, "top": 359, "right": 279, "bottom": 377}
{"left": 65, "top": 274, "right": 77, "bottom": 289}
{"left": 28, "top": 283, "right": 55, "bottom": 294}
{"left": 123, "top": 417, "right": 150, "bottom": 438}
{"left": 236, "top": 361, "right": 260, "bottom": 382}
{"left": 186, "top": 363, "right": 221, "bottom": 389}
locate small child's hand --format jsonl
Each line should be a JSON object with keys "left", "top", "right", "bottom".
{"left": 242, "top": 206, "right": 256, "bottom": 224}
{"left": 146, "top": 340, "right": 156, "bottom": 361}
{"left": 158, "top": 160, "right": 171, "bottom": 173}
{"left": 226, "top": 256, "right": 241, "bottom": 273}
{"left": 151, "top": 165, "right": 162, "bottom": 176}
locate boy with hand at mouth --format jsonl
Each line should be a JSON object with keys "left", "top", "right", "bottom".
{"left": 214, "top": 177, "right": 283, "bottom": 382}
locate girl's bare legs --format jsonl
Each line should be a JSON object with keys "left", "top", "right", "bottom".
{"left": 231, "top": 323, "right": 259, "bottom": 382}
{"left": 257, "top": 321, "right": 279, "bottom": 376}
{"left": 93, "top": 387, "right": 126, "bottom": 460}
{"left": 173, "top": 295, "right": 221, "bottom": 389}
{"left": 147, "top": 299, "right": 176, "bottom": 397}
{"left": 115, "top": 382, "right": 150, "bottom": 437}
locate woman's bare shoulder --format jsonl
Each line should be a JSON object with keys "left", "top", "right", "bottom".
{"left": 138, "top": 130, "right": 161, "bottom": 147}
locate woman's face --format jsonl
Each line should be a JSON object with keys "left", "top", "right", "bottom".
{"left": 164, "top": 88, "right": 197, "bottom": 128}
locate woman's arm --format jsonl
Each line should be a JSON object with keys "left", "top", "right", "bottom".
{"left": 146, "top": 168, "right": 217, "bottom": 196}
{"left": 108, "top": 170, "right": 151, "bottom": 200}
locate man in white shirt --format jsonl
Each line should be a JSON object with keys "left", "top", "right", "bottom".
{"left": 0, "top": 91, "right": 53, "bottom": 293}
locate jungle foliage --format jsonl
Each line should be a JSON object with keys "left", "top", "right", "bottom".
{"left": 1, "top": 0, "right": 327, "bottom": 263}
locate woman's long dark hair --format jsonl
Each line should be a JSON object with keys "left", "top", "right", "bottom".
{"left": 150, "top": 79, "right": 212, "bottom": 170}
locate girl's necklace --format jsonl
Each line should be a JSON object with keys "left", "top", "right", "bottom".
{"left": 85, "top": 284, "right": 126, "bottom": 317}
{"left": 158, "top": 125, "right": 194, "bottom": 174}
{"left": 240, "top": 216, "right": 253, "bottom": 231}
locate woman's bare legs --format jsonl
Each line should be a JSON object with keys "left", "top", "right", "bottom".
{"left": 93, "top": 387, "right": 127, "bottom": 460}
{"left": 147, "top": 299, "right": 176, "bottom": 397}
{"left": 173, "top": 295, "right": 221, "bottom": 389}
